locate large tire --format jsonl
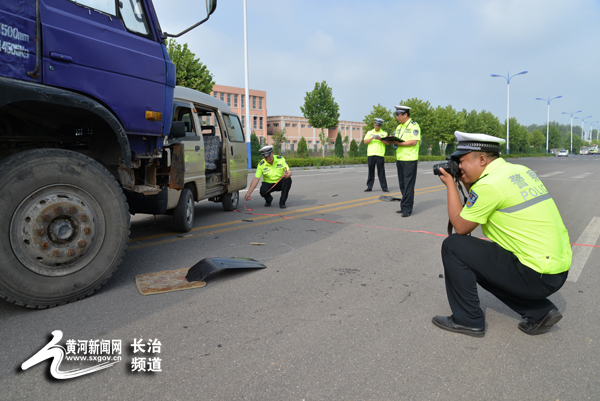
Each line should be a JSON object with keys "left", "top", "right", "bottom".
{"left": 173, "top": 188, "right": 194, "bottom": 232}
{"left": 0, "top": 149, "right": 130, "bottom": 308}
{"left": 222, "top": 191, "right": 239, "bottom": 211}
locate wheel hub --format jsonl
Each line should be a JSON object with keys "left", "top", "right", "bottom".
{"left": 10, "top": 186, "right": 103, "bottom": 277}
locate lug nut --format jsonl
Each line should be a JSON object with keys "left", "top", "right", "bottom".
{"left": 78, "top": 240, "right": 86, "bottom": 248}
{"left": 83, "top": 227, "right": 91, "bottom": 235}
{"left": 67, "top": 249, "right": 75, "bottom": 256}
{"left": 36, "top": 229, "right": 45, "bottom": 236}
{"left": 54, "top": 206, "right": 63, "bottom": 213}
{"left": 52, "top": 250, "right": 60, "bottom": 256}
{"left": 41, "top": 242, "right": 49, "bottom": 250}
{"left": 42, "top": 214, "right": 51, "bottom": 222}
{"left": 68, "top": 206, "right": 76, "bottom": 214}
{"left": 80, "top": 214, "right": 88, "bottom": 222}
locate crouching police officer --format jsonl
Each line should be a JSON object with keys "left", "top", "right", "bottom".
{"left": 434, "top": 131, "right": 571, "bottom": 338}
{"left": 245, "top": 146, "right": 292, "bottom": 209}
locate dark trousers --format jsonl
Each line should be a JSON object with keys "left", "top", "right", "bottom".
{"left": 366, "top": 156, "right": 388, "bottom": 191}
{"left": 396, "top": 160, "right": 418, "bottom": 213}
{"left": 441, "top": 234, "right": 568, "bottom": 329}
{"left": 260, "top": 177, "right": 292, "bottom": 206}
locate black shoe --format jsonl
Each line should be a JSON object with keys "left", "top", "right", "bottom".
{"left": 364, "top": 189, "right": 372, "bottom": 192}
{"left": 383, "top": 189, "right": 389, "bottom": 192}
{"left": 396, "top": 209, "right": 403, "bottom": 214}
{"left": 432, "top": 316, "right": 485, "bottom": 338}
{"left": 279, "top": 204, "right": 286, "bottom": 209}
{"left": 401, "top": 212, "right": 411, "bottom": 217}
{"left": 264, "top": 202, "right": 271, "bottom": 207}
{"left": 518, "top": 309, "right": 562, "bottom": 335}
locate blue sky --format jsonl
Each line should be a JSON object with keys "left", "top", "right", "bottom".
{"left": 154, "top": 0, "right": 600, "bottom": 130}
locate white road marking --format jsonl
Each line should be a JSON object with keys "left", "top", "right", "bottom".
{"left": 568, "top": 216, "right": 600, "bottom": 282}
{"left": 571, "top": 172, "right": 593, "bottom": 179}
{"left": 537, "top": 171, "right": 564, "bottom": 178}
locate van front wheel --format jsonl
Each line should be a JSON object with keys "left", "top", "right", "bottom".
{"left": 173, "top": 188, "right": 194, "bottom": 232}
{"left": 222, "top": 191, "right": 239, "bottom": 211}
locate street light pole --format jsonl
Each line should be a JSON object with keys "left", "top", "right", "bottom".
{"left": 575, "top": 115, "right": 592, "bottom": 144}
{"left": 562, "top": 110, "right": 582, "bottom": 154}
{"left": 491, "top": 71, "right": 528, "bottom": 155}
{"left": 535, "top": 96, "right": 562, "bottom": 154}
{"left": 243, "top": 0, "right": 251, "bottom": 169}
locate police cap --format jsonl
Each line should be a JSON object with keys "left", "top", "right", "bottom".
{"left": 450, "top": 131, "right": 506, "bottom": 158}
{"left": 259, "top": 145, "right": 274, "bottom": 157}
{"left": 374, "top": 118, "right": 384, "bottom": 126}
{"left": 394, "top": 105, "right": 411, "bottom": 115}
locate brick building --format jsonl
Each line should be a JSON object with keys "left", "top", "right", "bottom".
{"left": 266, "top": 115, "right": 367, "bottom": 152}
{"left": 210, "top": 84, "right": 267, "bottom": 140}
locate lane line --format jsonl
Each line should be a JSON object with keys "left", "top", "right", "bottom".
{"left": 537, "top": 171, "right": 564, "bottom": 178}
{"left": 568, "top": 216, "right": 600, "bottom": 282}
{"left": 571, "top": 172, "right": 593, "bottom": 179}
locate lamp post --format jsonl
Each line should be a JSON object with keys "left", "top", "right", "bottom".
{"left": 535, "top": 96, "right": 562, "bottom": 153}
{"left": 491, "top": 71, "right": 528, "bottom": 155}
{"left": 562, "top": 110, "right": 582, "bottom": 154}
{"left": 243, "top": 0, "right": 251, "bottom": 169}
{"left": 575, "top": 115, "right": 592, "bottom": 144}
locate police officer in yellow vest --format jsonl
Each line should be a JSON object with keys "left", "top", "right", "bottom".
{"left": 392, "top": 105, "right": 421, "bottom": 217}
{"left": 433, "top": 131, "right": 571, "bottom": 338}
{"left": 363, "top": 118, "right": 389, "bottom": 192}
{"left": 245, "top": 145, "right": 292, "bottom": 209}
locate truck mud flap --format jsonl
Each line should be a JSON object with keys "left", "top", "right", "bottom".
{"left": 185, "top": 258, "right": 266, "bottom": 282}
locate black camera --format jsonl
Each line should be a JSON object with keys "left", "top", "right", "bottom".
{"left": 433, "top": 157, "right": 460, "bottom": 178}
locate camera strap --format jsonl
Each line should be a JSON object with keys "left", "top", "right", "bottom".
{"left": 446, "top": 180, "right": 470, "bottom": 236}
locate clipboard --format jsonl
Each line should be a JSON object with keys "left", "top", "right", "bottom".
{"left": 380, "top": 136, "right": 405, "bottom": 144}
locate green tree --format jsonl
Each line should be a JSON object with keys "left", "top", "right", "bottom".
{"left": 431, "top": 105, "right": 464, "bottom": 154}
{"left": 430, "top": 140, "right": 441, "bottom": 156}
{"left": 250, "top": 132, "right": 261, "bottom": 167}
{"left": 479, "top": 110, "right": 503, "bottom": 138}
{"left": 504, "top": 118, "right": 530, "bottom": 153}
{"left": 334, "top": 132, "right": 344, "bottom": 157}
{"left": 548, "top": 125, "right": 563, "bottom": 149}
{"left": 271, "top": 129, "right": 286, "bottom": 155}
{"left": 343, "top": 135, "right": 349, "bottom": 154}
{"left": 349, "top": 139, "right": 359, "bottom": 158}
{"left": 297, "top": 136, "right": 309, "bottom": 158}
{"left": 300, "top": 81, "right": 340, "bottom": 157}
{"left": 463, "top": 109, "right": 486, "bottom": 134}
{"left": 166, "top": 39, "right": 215, "bottom": 94}
{"left": 531, "top": 129, "right": 546, "bottom": 150}
{"left": 358, "top": 137, "right": 368, "bottom": 157}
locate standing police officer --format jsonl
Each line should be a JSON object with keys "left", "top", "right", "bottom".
{"left": 393, "top": 105, "right": 421, "bottom": 217}
{"left": 363, "top": 118, "right": 389, "bottom": 192}
{"left": 434, "top": 131, "right": 571, "bottom": 338}
{"left": 245, "top": 145, "right": 292, "bottom": 209}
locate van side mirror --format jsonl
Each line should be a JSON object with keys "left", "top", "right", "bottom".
{"left": 170, "top": 121, "right": 186, "bottom": 138}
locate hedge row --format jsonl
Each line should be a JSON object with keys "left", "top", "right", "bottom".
{"left": 283, "top": 153, "right": 552, "bottom": 168}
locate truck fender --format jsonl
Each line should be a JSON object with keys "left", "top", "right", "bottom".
{"left": 0, "top": 77, "right": 131, "bottom": 167}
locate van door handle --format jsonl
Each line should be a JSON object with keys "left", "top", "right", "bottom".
{"left": 231, "top": 146, "right": 234, "bottom": 155}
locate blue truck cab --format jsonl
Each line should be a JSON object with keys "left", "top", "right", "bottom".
{"left": 0, "top": 0, "right": 235, "bottom": 308}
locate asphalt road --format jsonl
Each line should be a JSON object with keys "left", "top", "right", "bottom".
{"left": 2, "top": 155, "right": 599, "bottom": 400}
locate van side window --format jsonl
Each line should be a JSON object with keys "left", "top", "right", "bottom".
{"left": 223, "top": 114, "right": 245, "bottom": 142}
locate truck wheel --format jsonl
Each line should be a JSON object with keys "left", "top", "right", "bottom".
{"left": 0, "top": 149, "right": 130, "bottom": 308}
{"left": 173, "top": 188, "right": 194, "bottom": 232}
{"left": 222, "top": 191, "right": 239, "bottom": 211}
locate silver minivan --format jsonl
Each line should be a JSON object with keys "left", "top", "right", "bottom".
{"left": 127, "top": 87, "right": 248, "bottom": 232}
